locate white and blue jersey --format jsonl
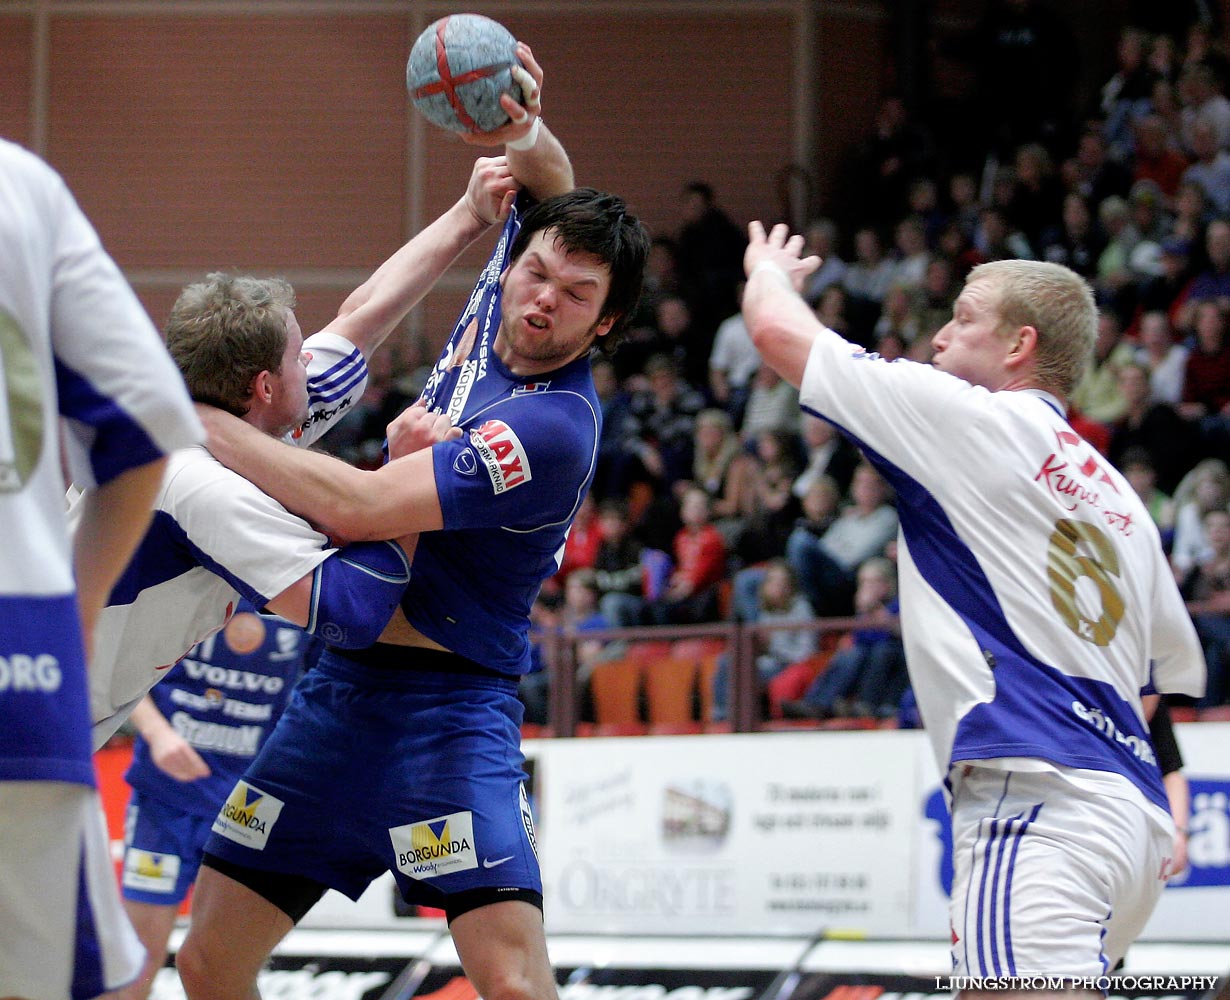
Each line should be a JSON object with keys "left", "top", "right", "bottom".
{"left": 125, "top": 602, "right": 312, "bottom": 818}
{"left": 82, "top": 332, "right": 367, "bottom": 748}
{"left": 796, "top": 326, "right": 1205, "bottom": 817}
{"left": 0, "top": 139, "right": 202, "bottom": 787}
{"left": 409, "top": 194, "right": 601, "bottom": 675}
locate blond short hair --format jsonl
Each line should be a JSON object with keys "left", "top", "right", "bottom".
{"left": 966, "top": 259, "right": 1097, "bottom": 397}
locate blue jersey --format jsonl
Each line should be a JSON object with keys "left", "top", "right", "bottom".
{"left": 124, "top": 602, "right": 314, "bottom": 819}
{"left": 410, "top": 195, "right": 601, "bottom": 675}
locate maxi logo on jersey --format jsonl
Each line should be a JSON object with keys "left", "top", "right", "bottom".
{"left": 389, "top": 810, "right": 478, "bottom": 881}
{"left": 212, "top": 780, "right": 284, "bottom": 850}
{"left": 470, "top": 420, "right": 531, "bottom": 494}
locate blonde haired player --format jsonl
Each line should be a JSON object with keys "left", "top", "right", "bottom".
{"left": 741, "top": 222, "right": 1204, "bottom": 995}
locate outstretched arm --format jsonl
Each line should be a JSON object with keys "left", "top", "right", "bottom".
{"left": 462, "top": 43, "right": 574, "bottom": 200}
{"left": 199, "top": 405, "right": 445, "bottom": 544}
{"left": 740, "top": 221, "right": 823, "bottom": 389}
{"left": 325, "top": 154, "right": 520, "bottom": 359}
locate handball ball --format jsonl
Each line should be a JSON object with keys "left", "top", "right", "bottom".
{"left": 407, "top": 14, "right": 523, "bottom": 134}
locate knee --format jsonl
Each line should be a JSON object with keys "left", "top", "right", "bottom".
{"left": 175, "top": 932, "right": 227, "bottom": 1000}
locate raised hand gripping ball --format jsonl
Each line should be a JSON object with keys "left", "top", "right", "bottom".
{"left": 407, "top": 13, "right": 523, "bottom": 134}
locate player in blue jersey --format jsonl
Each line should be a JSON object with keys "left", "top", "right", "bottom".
{"left": 80, "top": 140, "right": 524, "bottom": 752}
{"left": 0, "top": 140, "right": 203, "bottom": 1000}
{"left": 178, "top": 47, "right": 649, "bottom": 1000}
{"left": 739, "top": 222, "right": 1205, "bottom": 993}
{"left": 116, "top": 601, "right": 316, "bottom": 1000}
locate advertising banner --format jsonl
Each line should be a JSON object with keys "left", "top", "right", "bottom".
{"left": 535, "top": 732, "right": 922, "bottom": 935}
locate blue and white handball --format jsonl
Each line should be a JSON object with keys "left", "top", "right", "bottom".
{"left": 407, "top": 13, "right": 523, "bottom": 134}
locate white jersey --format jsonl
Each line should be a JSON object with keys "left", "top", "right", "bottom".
{"left": 0, "top": 139, "right": 202, "bottom": 786}
{"left": 797, "top": 327, "right": 1205, "bottom": 814}
{"left": 82, "top": 331, "right": 366, "bottom": 747}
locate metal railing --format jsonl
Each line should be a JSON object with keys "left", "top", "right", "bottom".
{"left": 535, "top": 616, "right": 864, "bottom": 736}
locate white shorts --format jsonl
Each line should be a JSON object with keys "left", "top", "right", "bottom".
{"left": 949, "top": 764, "right": 1171, "bottom": 979}
{"left": 0, "top": 782, "right": 144, "bottom": 1000}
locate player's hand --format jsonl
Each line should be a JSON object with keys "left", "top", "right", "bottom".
{"left": 150, "top": 731, "right": 211, "bottom": 782}
{"left": 744, "top": 221, "right": 821, "bottom": 293}
{"left": 464, "top": 155, "right": 519, "bottom": 227}
{"left": 386, "top": 402, "right": 462, "bottom": 460}
{"left": 463, "top": 42, "right": 543, "bottom": 148}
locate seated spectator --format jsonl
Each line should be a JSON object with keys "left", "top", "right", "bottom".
{"left": 814, "top": 283, "right": 854, "bottom": 341}
{"left": 782, "top": 557, "right": 906, "bottom": 720}
{"left": 707, "top": 288, "right": 760, "bottom": 425}
{"left": 1178, "top": 62, "right": 1230, "bottom": 155}
{"left": 1120, "top": 448, "right": 1177, "bottom": 546}
{"left": 801, "top": 218, "right": 849, "bottom": 306}
{"left": 908, "top": 257, "right": 959, "bottom": 345}
{"left": 592, "top": 499, "right": 649, "bottom": 628}
{"left": 786, "top": 463, "right": 898, "bottom": 616}
{"left": 974, "top": 205, "right": 1035, "bottom": 263}
{"left": 1107, "top": 360, "right": 1195, "bottom": 495}
{"left": 1132, "top": 116, "right": 1190, "bottom": 202}
{"left": 842, "top": 225, "right": 896, "bottom": 305}
{"left": 1039, "top": 193, "right": 1103, "bottom": 277}
{"left": 1095, "top": 195, "right": 1143, "bottom": 323}
{"left": 888, "top": 216, "right": 932, "bottom": 292}
{"left": 1070, "top": 309, "right": 1136, "bottom": 426}
{"left": 872, "top": 284, "right": 920, "bottom": 346}
{"left": 1137, "top": 236, "right": 1197, "bottom": 322}
{"left": 1176, "top": 220, "right": 1230, "bottom": 331}
{"left": 739, "top": 364, "right": 801, "bottom": 441}
{"left": 733, "top": 431, "right": 804, "bottom": 567}
{"left": 1006, "top": 142, "right": 1065, "bottom": 251}
{"left": 1180, "top": 508, "right": 1230, "bottom": 708}
{"left": 1127, "top": 178, "right": 1173, "bottom": 246}
{"left": 551, "top": 492, "right": 602, "bottom": 588}
{"left": 1179, "top": 120, "right": 1230, "bottom": 218}
{"left": 1170, "top": 180, "right": 1213, "bottom": 246}
{"left": 1101, "top": 26, "right": 1160, "bottom": 160}
{"left": 520, "top": 570, "right": 612, "bottom": 726}
{"left": 1067, "top": 123, "right": 1134, "bottom": 208}
{"left": 689, "top": 408, "right": 743, "bottom": 507}
{"left": 1177, "top": 300, "right": 1230, "bottom": 455}
{"left": 1171, "top": 458, "right": 1230, "bottom": 578}
{"left": 622, "top": 353, "right": 706, "bottom": 492}
{"left": 947, "top": 171, "right": 981, "bottom": 242}
{"left": 711, "top": 559, "right": 817, "bottom": 723}
{"left": 793, "top": 413, "right": 860, "bottom": 499}
{"left": 1134, "top": 309, "right": 1189, "bottom": 405}
{"left": 643, "top": 486, "right": 727, "bottom": 626}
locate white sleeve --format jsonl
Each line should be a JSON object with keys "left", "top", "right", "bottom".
{"left": 1148, "top": 548, "right": 1207, "bottom": 698}
{"left": 164, "top": 455, "right": 333, "bottom": 603}
{"left": 286, "top": 331, "right": 370, "bottom": 449}
{"left": 797, "top": 326, "right": 990, "bottom": 480}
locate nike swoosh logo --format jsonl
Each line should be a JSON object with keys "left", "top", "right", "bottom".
{"left": 482, "top": 856, "right": 514, "bottom": 869}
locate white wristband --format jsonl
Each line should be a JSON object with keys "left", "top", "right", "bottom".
{"left": 751, "top": 259, "right": 794, "bottom": 291}
{"left": 506, "top": 116, "right": 542, "bottom": 151}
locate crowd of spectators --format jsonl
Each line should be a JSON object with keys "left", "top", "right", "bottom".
{"left": 326, "top": 5, "right": 1230, "bottom": 726}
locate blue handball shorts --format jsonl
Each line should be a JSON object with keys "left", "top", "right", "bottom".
{"left": 203, "top": 648, "right": 540, "bottom": 910}
{"left": 121, "top": 791, "right": 215, "bottom": 905}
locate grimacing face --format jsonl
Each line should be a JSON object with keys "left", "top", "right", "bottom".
{"left": 497, "top": 230, "right": 614, "bottom": 376}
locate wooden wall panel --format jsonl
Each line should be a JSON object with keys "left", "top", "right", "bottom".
{"left": 0, "top": 14, "right": 34, "bottom": 146}
{"left": 45, "top": 14, "right": 408, "bottom": 271}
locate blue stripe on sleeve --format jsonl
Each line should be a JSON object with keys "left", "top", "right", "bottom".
{"left": 55, "top": 357, "right": 163, "bottom": 486}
